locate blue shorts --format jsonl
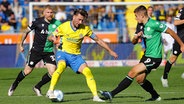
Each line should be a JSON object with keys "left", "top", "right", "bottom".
{"left": 56, "top": 50, "right": 86, "bottom": 73}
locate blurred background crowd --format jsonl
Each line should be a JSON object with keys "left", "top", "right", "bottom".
{"left": 0, "top": 0, "right": 183, "bottom": 43}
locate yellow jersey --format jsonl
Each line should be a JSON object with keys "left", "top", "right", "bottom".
{"left": 53, "top": 21, "right": 94, "bottom": 54}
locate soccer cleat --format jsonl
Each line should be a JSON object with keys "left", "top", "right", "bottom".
{"left": 161, "top": 76, "right": 168, "bottom": 87}
{"left": 93, "top": 96, "right": 105, "bottom": 102}
{"left": 145, "top": 96, "right": 161, "bottom": 101}
{"left": 181, "top": 72, "right": 184, "bottom": 79}
{"left": 33, "top": 87, "right": 42, "bottom": 96}
{"left": 46, "top": 90, "right": 57, "bottom": 102}
{"left": 99, "top": 91, "right": 112, "bottom": 102}
{"left": 8, "top": 84, "right": 17, "bottom": 96}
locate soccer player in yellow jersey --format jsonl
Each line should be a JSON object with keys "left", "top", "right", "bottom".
{"left": 46, "top": 8, "right": 118, "bottom": 102}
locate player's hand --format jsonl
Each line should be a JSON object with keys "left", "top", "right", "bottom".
{"left": 137, "top": 31, "right": 143, "bottom": 38}
{"left": 19, "top": 44, "right": 24, "bottom": 52}
{"left": 109, "top": 51, "right": 118, "bottom": 59}
{"left": 180, "top": 44, "right": 184, "bottom": 52}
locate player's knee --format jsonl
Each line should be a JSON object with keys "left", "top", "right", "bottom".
{"left": 46, "top": 64, "right": 56, "bottom": 75}
{"left": 136, "top": 78, "right": 144, "bottom": 84}
{"left": 128, "top": 70, "right": 137, "bottom": 78}
{"left": 169, "top": 56, "right": 177, "bottom": 64}
{"left": 55, "top": 61, "right": 66, "bottom": 74}
{"left": 82, "top": 67, "right": 94, "bottom": 78}
{"left": 23, "top": 65, "right": 33, "bottom": 75}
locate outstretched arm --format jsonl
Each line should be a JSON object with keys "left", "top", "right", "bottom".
{"left": 20, "top": 29, "right": 32, "bottom": 52}
{"left": 174, "top": 19, "right": 184, "bottom": 26}
{"left": 93, "top": 36, "right": 118, "bottom": 59}
{"left": 166, "top": 28, "right": 184, "bottom": 52}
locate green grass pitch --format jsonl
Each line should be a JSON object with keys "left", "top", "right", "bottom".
{"left": 0, "top": 66, "right": 184, "bottom": 104}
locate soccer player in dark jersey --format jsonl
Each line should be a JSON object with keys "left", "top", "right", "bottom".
{"left": 8, "top": 5, "right": 61, "bottom": 96}
{"left": 161, "top": 7, "right": 184, "bottom": 87}
{"left": 100, "top": 5, "right": 184, "bottom": 102}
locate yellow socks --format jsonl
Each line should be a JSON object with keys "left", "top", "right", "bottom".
{"left": 49, "top": 61, "right": 66, "bottom": 90}
{"left": 82, "top": 67, "right": 98, "bottom": 96}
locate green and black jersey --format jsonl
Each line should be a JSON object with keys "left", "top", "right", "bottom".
{"left": 143, "top": 18, "right": 167, "bottom": 58}
{"left": 29, "top": 17, "right": 61, "bottom": 52}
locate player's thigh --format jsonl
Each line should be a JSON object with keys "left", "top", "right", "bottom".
{"left": 45, "top": 63, "right": 56, "bottom": 75}
{"left": 140, "top": 55, "right": 162, "bottom": 74}
{"left": 43, "top": 52, "right": 57, "bottom": 74}
{"left": 128, "top": 63, "right": 146, "bottom": 78}
{"left": 27, "top": 49, "right": 42, "bottom": 68}
{"left": 56, "top": 50, "right": 66, "bottom": 63}
{"left": 67, "top": 54, "right": 85, "bottom": 73}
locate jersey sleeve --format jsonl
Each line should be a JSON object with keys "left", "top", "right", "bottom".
{"left": 135, "top": 23, "right": 144, "bottom": 34}
{"left": 52, "top": 24, "right": 63, "bottom": 36}
{"left": 28, "top": 20, "right": 37, "bottom": 30}
{"left": 85, "top": 26, "right": 97, "bottom": 39}
{"left": 86, "top": 26, "right": 93, "bottom": 36}
{"left": 153, "top": 21, "right": 167, "bottom": 33}
{"left": 175, "top": 8, "right": 184, "bottom": 20}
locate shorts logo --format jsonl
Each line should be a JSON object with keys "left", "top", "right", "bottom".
{"left": 174, "top": 50, "right": 178, "bottom": 54}
{"left": 144, "top": 58, "right": 151, "bottom": 63}
{"left": 57, "top": 56, "right": 61, "bottom": 58}
{"left": 30, "top": 61, "right": 34, "bottom": 65}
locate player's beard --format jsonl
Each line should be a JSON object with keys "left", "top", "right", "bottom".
{"left": 47, "top": 16, "right": 53, "bottom": 21}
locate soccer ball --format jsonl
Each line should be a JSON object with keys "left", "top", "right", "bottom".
{"left": 181, "top": 73, "right": 184, "bottom": 79}
{"left": 53, "top": 90, "right": 64, "bottom": 102}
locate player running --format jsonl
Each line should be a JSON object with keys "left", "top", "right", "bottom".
{"left": 8, "top": 5, "right": 61, "bottom": 96}
{"left": 161, "top": 7, "right": 184, "bottom": 87}
{"left": 100, "top": 5, "right": 184, "bottom": 102}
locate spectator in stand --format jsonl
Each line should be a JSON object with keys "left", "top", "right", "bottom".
{"left": 105, "top": 5, "right": 116, "bottom": 31}
{"left": 22, "top": 0, "right": 29, "bottom": 18}
{"left": 12, "top": 2, "right": 23, "bottom": 32}
{"left": 157, "top": 4, "right": 166, "bottom": 22}
{"left": 8, "top": 13, "right": 17, "bottom": 32}
{"left": 0, "top": 0, "right": 10, "bottom": 10}
{"left": 2, "top": 4, "right": 14, "bottom": 19}
{"left": 20, "top": 17, "right": 28, "bottom": 32}
{"left": 161, "top": 15, "right": 176, "bottom": 60}
{"left": 0, "top": 15, "right": 5, "bottom": 32}
{"left": 147, "top": 6, "right": 156, "bottom": 20}
{"left": 0, "top": 6, "right": 6, "bottom": 20}
{"left": 1, "top": 20, "right": 14, "bottom": 33}
{"left": 90, "top": 19, "right": 102, "bottom": 31}
{"left": 99, "top": 6, "right": 108, "bottom": 30}
{"left": 55, "top": 6, "right": 67, "bottom": 22}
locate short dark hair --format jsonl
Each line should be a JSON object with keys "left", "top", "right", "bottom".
{"left": 147, "top": 6, "right": 154, "bottom": 10}
{"left": 134, "top": 5, "right": 147, "bottom": 16}
{"left": 73, "top": 8, "right": 88, "bottom": 19}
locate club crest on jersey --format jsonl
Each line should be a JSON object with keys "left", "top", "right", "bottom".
{"left": 159, "top": 24, "right": 164, "bottom": 28}
{"left": 52, "top": 24, "right": 56, "bottom": 28}
{"left": 79, "top": 34, "right": 83, "bottom": 38}
{"left": 146, "top": 27, "right": 150, "bottom": 31}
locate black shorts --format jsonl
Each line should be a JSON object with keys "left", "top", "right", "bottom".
{"left": 27, "top": 49, "right": 56, "bottom": 68}
{"left": 140, "top": 55, "right": 162, "bottom": 74}
{"left": 172, "top": 36, "right": 184, "bottom": 56}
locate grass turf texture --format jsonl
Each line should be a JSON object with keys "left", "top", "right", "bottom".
{"left": 0, "top": 66, "right": 184, "bottom": 104}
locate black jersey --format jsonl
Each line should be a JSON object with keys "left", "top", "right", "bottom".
{"left": 29, "top": 17, "right": 61, "bottom": 52}
{"left": 175, "top": 7, "right": 184, "bottom": 38}
{"left": 135, "top": 23, "right": 144, "bottom": 34}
